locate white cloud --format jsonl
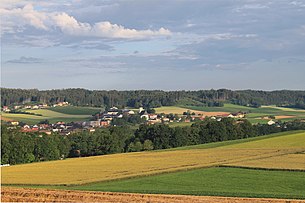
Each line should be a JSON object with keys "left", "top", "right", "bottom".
{"left": 0, "top": 4, "right": 48, "bottom": 32}
{"left": 52, "top": 13, "right": 171, "bottom": 39}
{"left": 1, "top": 4, "right": 172, "bottom": 40}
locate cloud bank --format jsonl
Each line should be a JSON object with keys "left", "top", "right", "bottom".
{"left": 1, "top": 4, "right": 171, "bottom": 40}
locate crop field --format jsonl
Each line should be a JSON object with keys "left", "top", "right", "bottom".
{"left": 57, "top": 167, "right": 305, "bottom": 199}
{"left": 181, "top": 104, "right": 305, "bottom": 123}
{"left": 3, "top": 187, "right": 301, "bottom": 203}
{"left": 49, "top": 106, "right": 102, "bottom": 115}
{"left": 1, "top": 148, "right": 278, "bottom": 185}
{"left": 2, "top": 131, "right": 305, "bottom": 186}
{"left": 25, "top": 109, "right": 91, "bottom": 118}
{"left": 226, "top": 153, "right": 305, "bottom": 170}
{"left": 1, "top": 108, "right": 92, "bottom": 124}
{"left": 154, "top": 106, "right": 229, "bottom": 116}
{"left": 180, "top": 104, "right": 253, "bottom": 113}
{"left": 168, "top": 122, "right": 193, "bottom": 127}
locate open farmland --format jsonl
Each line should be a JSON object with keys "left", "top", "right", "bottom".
{"left": 219, "top": 131, "right": 305, "bottom": 170}
{"left": 225, "top": 153, "right": 305, "bottom": 170}
{"left": 182, "top": 104, "right": 305, "bottom": 123}
{"left": 3, "top": 187, "right": 304, "bottom": 203}
{"left": 0, "top": 108, "right": 93, "bottom": 124}
{"left": 59, "top": 167, "right": 305, "bottom": 199}
{"left": 49, "top": 106, "right": 102, "bottom": 115}
{"left": 154, "top": 106, "right": 229, "bottom": 116}
{"left": 1, "top": 147, "right": 279, "bottom": 185}
{"left": 2, "top": 131, "right": 305, "bottom": 186}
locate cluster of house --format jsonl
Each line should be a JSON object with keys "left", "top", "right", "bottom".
{"left": 141, "top": 110, "right": 247, "bottom": 125}
{"left": 1, "top": 102, "right": 70, "bottom": 112}
{"left": 94, "top": 106, "right": 135, "bottom": 121}
{"left": 19, "top": 122, "right": 82, "bottom": 135}
{"left": 52, "top": 102, "right": 69, "bottom": 107}
{"left": 2, "top": 104, "right": 48, "bottom": 112}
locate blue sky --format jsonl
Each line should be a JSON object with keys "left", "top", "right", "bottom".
{"left": 1, "top": 0, "right": 305, "bottom": 90}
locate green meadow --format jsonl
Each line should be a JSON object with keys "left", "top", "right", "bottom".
{"left": 61, "top": 167, "right": 305, "bottom": 199}
{"left": 1, "top": 108, "right": 94, "bottom": 124}
{"left": 49, "top": 106, "right": 102, "bottom": 115}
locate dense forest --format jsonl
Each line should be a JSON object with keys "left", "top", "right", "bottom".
{"left": 1, "top": 88, "right": 305, "bottom": 108}
{"left": 2, "top": 119, "right": 305, "bottom": 165}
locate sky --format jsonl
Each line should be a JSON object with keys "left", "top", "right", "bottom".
{"left": 1, "top": 0, "right": 305, "bottom": 90}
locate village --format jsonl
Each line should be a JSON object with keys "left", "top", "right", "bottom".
{"left": 1, "top": 101, "right": 69, "bottom": 113}
{"left": 2, "top": 102, "right": 283, "bottom": 136}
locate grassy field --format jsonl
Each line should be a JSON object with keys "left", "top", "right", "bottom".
{"left": 58, "top": 167, "right": 305, "bottom": 199}
{"left": 167, "top": 122, "right": 193, "bottom": 127}
{"left": 165, "top": 131, "right": 303, "bottom": 151}
{"left": 49, "top": 106, "right": 102, "bottom": 115}
{"left": 1, "top": 108, "right": 93, "bottom": 124}
{"left": 2, "top": 131, "right": 305, "bottom": 186}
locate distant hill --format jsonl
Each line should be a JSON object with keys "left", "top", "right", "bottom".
{"left": 1, "top": 88, "right": 305, "bottom": 109}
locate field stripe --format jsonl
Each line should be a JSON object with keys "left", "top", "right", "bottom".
{"left": 2, "top": 187, "right": 305, "bottom": 203}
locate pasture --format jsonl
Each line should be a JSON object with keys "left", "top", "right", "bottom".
{"left": 49, "top": 106, "right": 102, "bottom": 115}
{"left": 2, "top": 131, "right": 305, "bottom": 186}
{"left": 1, "top": 108, "right": 93, "bottom": 124}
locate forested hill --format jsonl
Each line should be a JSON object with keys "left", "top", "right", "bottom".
{"left": 1, "top": 88, "right": 305, "bottom": 108}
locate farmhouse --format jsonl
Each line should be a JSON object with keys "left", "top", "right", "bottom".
{"left": 122, "top": 109, "right": 135, "bottom": 115}
{"left": 149, "top": 114, "right": 158, "bottom": 120}
{"left": 100, "top": 120, "right": 110, "bottom": 127}
{"left": 56, "top": 102, "right": 69, "bottom": 107}
{"left": 232, "top": 112, "right": 245, "bottom": 118}
{"left": 2, "top": 106, "right": 10, "bottom": 112}
{"left": 268, "top": 120, "right": 276, "bottom": 125}
{"left": 10, "top": 121, "right": 19, "bottom": 126}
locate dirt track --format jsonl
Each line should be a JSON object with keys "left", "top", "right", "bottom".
{"left": 2, "top": 187, "right": 305, "bottom": 203}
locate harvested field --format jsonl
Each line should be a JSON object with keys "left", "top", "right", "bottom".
{"left": 154, "top": 106, "right": 228, "bottom": 116}
{"left": 275, "top": 115, "right": 296, "bottom": 119}
{"left": 2, "top": 187, "right": 305, "bottom": 203}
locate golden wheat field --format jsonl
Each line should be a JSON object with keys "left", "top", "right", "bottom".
{"left": 1, "top": 148, "right": 279, "bottom": 185}
{"left": 226, "top": 153, "right": 305, "bottom": 170}
{"left": 220, "top": 131, "right": 305, "bottom": 170}
{"left": 2, "top": 132, "right": 305, "bottom": 186}
{"left": 3, "top": 187, "right": 304, "bottom": 203}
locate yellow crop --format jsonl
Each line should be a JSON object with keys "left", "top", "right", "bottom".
{"left": 2, "top": 132, "right": 305, "bottom": 185}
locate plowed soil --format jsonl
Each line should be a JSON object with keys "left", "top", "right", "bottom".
{"left": 1, "top": 187, "right": 305, "bottom": 203}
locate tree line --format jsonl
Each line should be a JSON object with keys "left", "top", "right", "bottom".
{"left": 2, "top": 88, "right": 305, "bottom": 109}
{"left": 2, "top": 119, "right": 305, "bottom": 165}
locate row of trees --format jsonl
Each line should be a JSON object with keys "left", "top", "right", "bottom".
{"left": 2, "top": 119, "right": 305, "bottom": 165}
{"left": 2, "top": 88, "right": 305, "bottom": 109}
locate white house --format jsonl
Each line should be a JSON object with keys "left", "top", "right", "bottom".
{"left": 139, "top": 107, "right": 145, "bottom": 113}
{"left": 268, "top": 120, "right": 276, "bottom": 125}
